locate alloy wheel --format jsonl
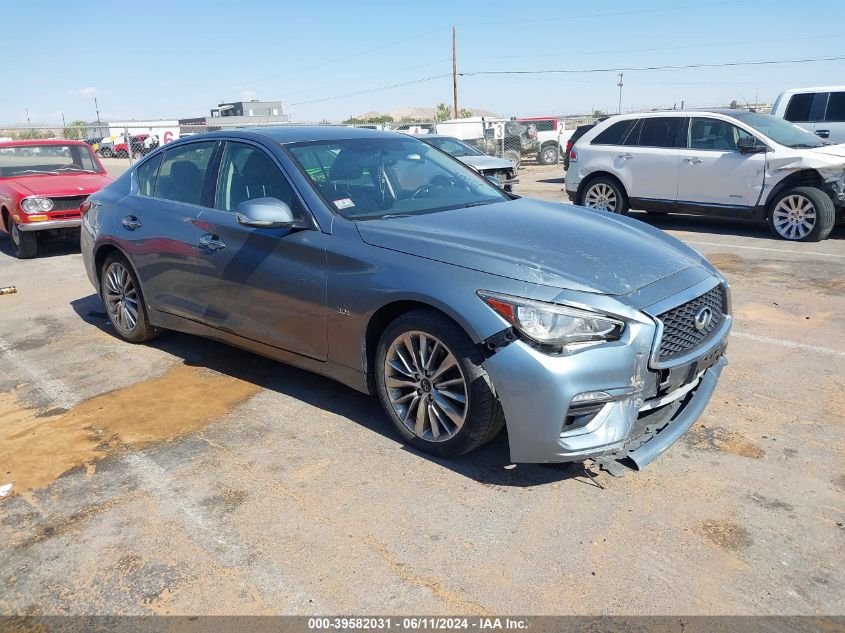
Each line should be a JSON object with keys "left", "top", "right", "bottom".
{"left": 772, "top": 194, "right": 816, "bottom": 240}
{"left": 383, "top": 331, "right": 468, "bottom": 442}
{"left": 104, "top": 262, "right": 139, "bottom": 334}
{"left": 584, "top": 182, "right": 618, "bottom": 212}
{"left": 542, "top": 147, "right": 557, "bottom": 164}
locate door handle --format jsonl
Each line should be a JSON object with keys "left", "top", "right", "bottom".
{"left": 199, "top": 234, "right": 226, "bottom": 251}
{"left": 121, "top": 215, "right": 142, "bottom": 230}
{"left": 815, "top": 129, "right": 830, "bottom": 138}
{"left": 617, "top": 153, "right": 634, "bottom": 160}
{"left": 684, "top": 157, "right": 703, "bottom": 165}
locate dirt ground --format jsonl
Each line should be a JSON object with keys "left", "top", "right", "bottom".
{"left": 0, "top": 160, "right": 843, "bottom": 615}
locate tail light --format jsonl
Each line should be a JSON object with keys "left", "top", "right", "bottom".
{"left": 80, "top": 199, "right": 92, "bottom": 216}
{"left": 569, "top": 148, "right": 578, "bottom": 162}
{"left": 565, "top": 140, "right": 574, "bottom": 153}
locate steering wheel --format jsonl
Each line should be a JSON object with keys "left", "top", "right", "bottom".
{"left": 411, "top": 183, "right": 438, "bottom": 199}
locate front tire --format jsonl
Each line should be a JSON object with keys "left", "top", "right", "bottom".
{"left": 767, "top": 186, "right": 835, "bottom": 242}
{"left": 580, "top": 176, "right": 629, "bottom": 214}
{"left": 10, "top": 220, "right": 38, "bottom": 259}
{"left": 101, "top": 253, "right": 160, "bottom": 343}
{"left": 375, "top": 309, "right": 505, "bottom": 457}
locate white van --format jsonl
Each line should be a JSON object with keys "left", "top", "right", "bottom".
{"left": 772, "top": 86, "right": 845, "bottom": 144}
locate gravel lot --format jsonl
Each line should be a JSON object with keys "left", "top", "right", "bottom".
{"left": 0, "top": 159, "right": 843, "bottom": 615}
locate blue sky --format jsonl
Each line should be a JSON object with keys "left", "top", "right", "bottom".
{"left": 5, "top": 0, "right": 844, "bottom": 124}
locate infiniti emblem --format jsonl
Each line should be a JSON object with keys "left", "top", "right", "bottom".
{"left": 693, "top": 306, "right": 713, "bottom": 331}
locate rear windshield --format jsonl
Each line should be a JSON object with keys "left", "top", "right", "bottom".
{"left": 0, "top": 144, "right": 103, "bottom": 177}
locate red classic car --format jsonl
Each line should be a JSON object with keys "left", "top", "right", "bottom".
{"left": 0, "top": 139, "right": 112, "bottom": 258}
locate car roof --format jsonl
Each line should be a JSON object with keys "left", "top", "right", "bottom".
{"left": 777, "top": 85, "right": 845, "bottom": 95}
{"left": 0, "top": 139, "right": 89, "bottom": 147}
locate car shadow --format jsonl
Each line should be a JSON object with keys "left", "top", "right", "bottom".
{"left": 628, "top": 210, "right": 845, "bottom": 241}
{"left": 0, "top": 232, "right": 82, "bottom": 259}
{"left": 70, "top": 294, "right": 598, "bottom": 489}
{"left": 535, "top": 177, "right": 566, "bottom": 184}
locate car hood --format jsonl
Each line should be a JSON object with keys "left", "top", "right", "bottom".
{"left": 356, "top": 199, "right": 704, "bottom": 295}
{"left": 12, "top": 173, "right": 112, "bottom": 197}
{"left": 458, "top": 155, "right": 515, "bottom": 171}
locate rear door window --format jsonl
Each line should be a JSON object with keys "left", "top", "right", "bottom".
{"left": 635, "top": 117, "right": 682, "bottom": 148}
{"left": 153, "top": 142, "right": 216, "bottom": 205}
{"left": 591, "top": 120, "right": 633, "bottom": 145}
{"left": 824, "top": 91, "right": 845, "bottom": 122}
{"left": 784, "top": 93, "right": 815, "bottom": 122}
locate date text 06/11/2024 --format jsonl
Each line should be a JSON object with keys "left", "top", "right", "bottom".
{"left": 307, "top": 617, "right": 529, "bottom": 630}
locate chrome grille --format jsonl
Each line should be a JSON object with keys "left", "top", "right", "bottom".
{"left": 49, "top": 195, "right": 88, "bottom": 211}
{"left": 656, "top": 285, "right": 726, "bottom": 362}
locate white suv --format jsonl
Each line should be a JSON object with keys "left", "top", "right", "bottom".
{"left": 564, "top": 110, "right": 845, "bottom": 241}
{"left": 772, "top": 86, "right": 845, "bottom": 145}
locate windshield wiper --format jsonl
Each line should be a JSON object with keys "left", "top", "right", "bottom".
{"left": 57, "top": 166, "right": 96, "bottom": 173}
{"left": 380, "top": 213, "right": 414, "bottom": 219}
{"left": 14, "top": 169, "right": 60, "bottom": 175}
{"left": 461, "top": 201, "right": 496, "bottom": 209}
{"left": 789, "top": 143, "right": 821, "bottom": 149}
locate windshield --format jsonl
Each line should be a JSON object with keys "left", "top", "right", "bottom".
{"left": 0, "top": 144, "right": 103, "bottom": 177}
{"left": 731, "top": 112, "right": 826, "bottom": 149}
{"left": 286, "top": 136, "right": 508, "bottom": 219}
{"left": 426, "top": 136, "right": 484, "bottom": 157}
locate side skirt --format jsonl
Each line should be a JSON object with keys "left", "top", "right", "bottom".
{"left": 148, "top": 307, "right": 370, "bottom": 394}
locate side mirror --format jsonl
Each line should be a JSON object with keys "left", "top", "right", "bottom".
{"left": 235, "top": 197, "right": 301, "bottom": 229}
{"left": 737, "top": 136, "right": 766, "bottom": 154}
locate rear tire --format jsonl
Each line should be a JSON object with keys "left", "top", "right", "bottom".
{"left": 767, "top": 186, "right": 835, "bottom": 242}
{"left": 10, "top": 220, "right": 38, "bottom": 259}
{"left": 101, "top": 253, "right": 160, "bottom": 343}
{"left": 579, "top": 176, "right": 629, "bottom": 214}
{"left": 375, "top": 309, "right": 505, "bottom": 458}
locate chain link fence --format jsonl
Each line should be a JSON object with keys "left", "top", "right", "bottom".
{"left": 1, "top": 114, "right": 597, "bottom": 177}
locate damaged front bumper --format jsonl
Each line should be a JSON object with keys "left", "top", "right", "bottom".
{"left": 482, "top": 296, "right": 730, "bottom": 466}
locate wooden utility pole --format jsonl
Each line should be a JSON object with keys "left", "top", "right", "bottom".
{"left": 452, "top": 26, "right": 458, "bottom": 119}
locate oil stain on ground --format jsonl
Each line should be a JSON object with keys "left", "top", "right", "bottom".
{"left": 0, "top": 364, "right": 261, "bottom": 495}
{"left": 696, "top": 520, "right": 754, "bottom": 551}
{"left": 683, "top": 424, "right": 765, "bottom": 459}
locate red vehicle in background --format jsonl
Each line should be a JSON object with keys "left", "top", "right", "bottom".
{"left": 0, "top": 140, "right": 111, "bottom": 258}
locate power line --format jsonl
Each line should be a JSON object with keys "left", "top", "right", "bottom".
{"left": 459, "top": 55, "right": 845, "bottom": 76}
{"left": 288, "top": 74, "right": 451, "bottom": 107}
{"left": 287, "top": 54, "right": 845, "bottom": 109}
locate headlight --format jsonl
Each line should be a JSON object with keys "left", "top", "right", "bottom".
{"left": 21, "top": 197, "right": 53, "bottom": 213}
{"left": 478, "top": 290, "right": 624, "bottom": 347}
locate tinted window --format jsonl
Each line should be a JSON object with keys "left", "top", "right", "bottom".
{"left": 825, "top": 92, "right": 845, "bottom": 122}
{"left": 591, "top": 120, "right": 632, "bottom": 145}
{"left": 136, "top": 153, "right": 162, "bottom": 196}
{"left": 688, "top": 118, "right": 755, "bottom": 151}
{"left": 214, "top": 142, "right": 300, "bottom": 213}
{"left": 636, "top": 117, "right": 681, "bottom": 148}
{"left": 784, "top": 93, "right": 814, "bottom": 122}
{"left": 153, "top": 142, "right": 215, "bottom": 205}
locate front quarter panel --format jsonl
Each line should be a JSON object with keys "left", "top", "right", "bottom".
{"left": 324, "top": 220, "right": 564, "bottom": 376}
